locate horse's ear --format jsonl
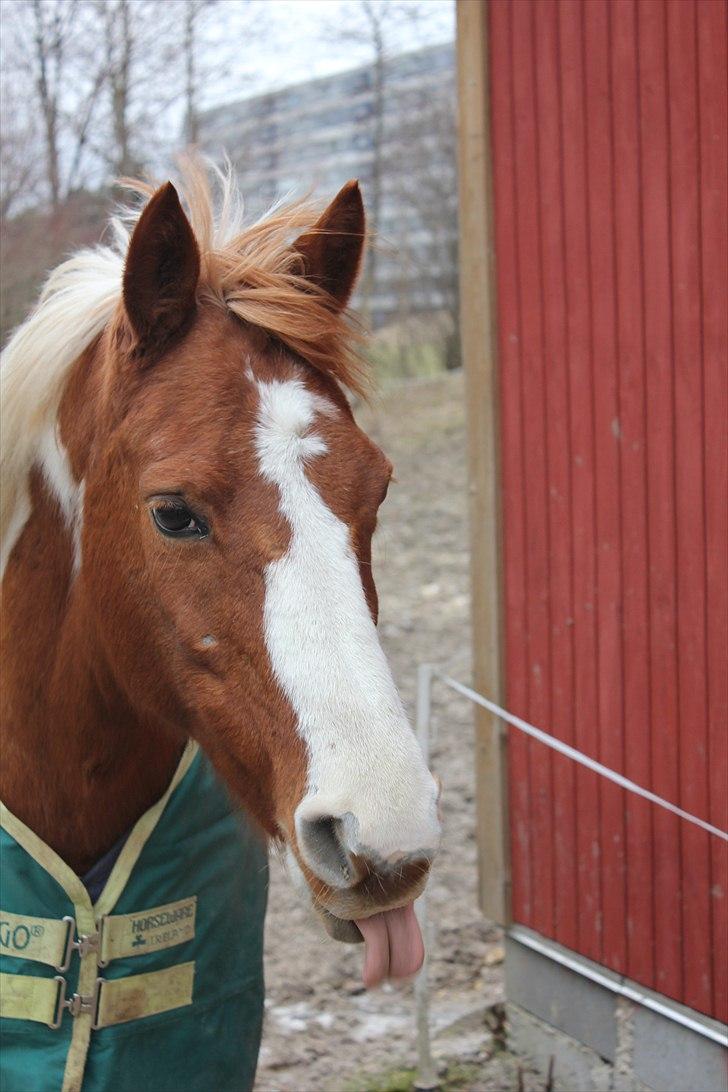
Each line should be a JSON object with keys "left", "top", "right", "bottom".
{"left": 123, "top": 182, "right": 200, "bottom": 355}
{"left": 294, "top": 180, "right": 365, "bottom": 309}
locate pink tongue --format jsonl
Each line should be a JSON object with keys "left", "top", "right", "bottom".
{"left": 355, "top": 903, "right": 424, "bottom": 988}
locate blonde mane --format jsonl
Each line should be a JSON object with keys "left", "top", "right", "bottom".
{"left": 0, "top": 158, "right": 366, "bottom": 574}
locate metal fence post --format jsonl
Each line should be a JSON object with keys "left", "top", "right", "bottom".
{"left": 414, "top": 663, "right": 439, "bottom": 1091}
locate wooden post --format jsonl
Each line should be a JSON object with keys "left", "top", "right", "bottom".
{"left": 456, "top": 0, "right": 510, "bottom": 925}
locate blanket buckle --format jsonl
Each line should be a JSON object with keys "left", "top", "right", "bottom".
{"left": 56, "top": 916, "right": 100, "bottom": 972}
{"left": 49, "top": 975, "right": 102, "bottom": 1029}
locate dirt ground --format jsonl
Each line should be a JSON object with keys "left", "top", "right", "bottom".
{"left": 255, "top": 372, "right": 538, "bottom": 1092}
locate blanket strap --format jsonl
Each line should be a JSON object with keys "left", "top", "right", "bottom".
{"left": 0, "top": 971, "right": 59, "bottom": 1025}
{"left": 1, "top": 895, "right": 196, "bottom": 972}
{"left": 0, "top": 963, "right": 195, "bottom": 1029}
{"left": 0, "top": 911, "right": 77, "bottom": 970}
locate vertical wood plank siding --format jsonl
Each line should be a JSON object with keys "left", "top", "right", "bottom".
{"left": 486, "top": 0, "right": 727, "bottom": 1021}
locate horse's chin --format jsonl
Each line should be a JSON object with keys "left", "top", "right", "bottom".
{"left": 313, "top": 902, "right": 363, "bottom": 944}
{"left": 283, "top": 841, "right": 427, "bottom": 947}
{"left": 281, "top": 843, "right": 363, "bottom": 943}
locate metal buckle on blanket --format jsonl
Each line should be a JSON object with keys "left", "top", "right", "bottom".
{"left": 55, "top": 916, "right": 100, "bottom": 972}
{"left": 56, "top": 917, "right": 76, "bottom": 972}
{"left": 49, "top": 975, "right": 103, "bottom": 1030}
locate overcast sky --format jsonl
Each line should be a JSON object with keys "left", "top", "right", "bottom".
{"left": 201, "top": 0, "right": 455, "bottom": 109}
{"left": 0, "top": 0, "right": 456, "bottom": 203}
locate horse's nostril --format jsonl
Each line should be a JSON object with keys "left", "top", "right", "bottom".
{"left": 297, "top": 814, "right": 355, "bottom": 889}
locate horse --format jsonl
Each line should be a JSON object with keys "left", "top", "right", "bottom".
{"left": 0, "top": 160, "right": 441, "bottom": 1092}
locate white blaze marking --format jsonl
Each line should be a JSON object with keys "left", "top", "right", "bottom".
{"left": 0, "top": 423, "right": 84, "bottom": 579}
{"left": 0, "top": 492, "right": 32, "bottom": 577}
{"left": 38, "top": 424, "right": 84, "bottom": 575}
{"left": 254, "top": 377, "right": 439, "bottom": 871}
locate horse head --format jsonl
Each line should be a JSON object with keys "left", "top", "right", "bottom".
{"left": 39, "top": 166, "right": 441, "bottom": 983}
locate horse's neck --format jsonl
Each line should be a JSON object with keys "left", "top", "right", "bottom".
{"left": 0, "top": 471, "right": 181, "bottom": 876}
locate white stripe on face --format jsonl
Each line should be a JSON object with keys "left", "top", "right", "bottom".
{"left": 254, "top": 377, "right": 440, "bottom": 874}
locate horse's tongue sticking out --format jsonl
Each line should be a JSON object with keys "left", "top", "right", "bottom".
{"left": 355, "top": 903, "right": 425, "bottom": 988}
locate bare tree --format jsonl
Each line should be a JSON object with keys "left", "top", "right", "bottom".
{"left": 356, "top": 0, "right": 386, "bottom": 314}
{"left": 183, "top": 0, "right": 213, "bottom": 146}
{"left": 31, "top": 0, "right": 70, "bottom": 207}
{"left": 98, "top": 0, "right": 234, "bottom": 178}
{"left": 101, "top": 0, "right": 180, "bottom": 176}
{"left": 391, "top": 85, "right": 460, "bottom": 368}
{"left": 1, "top": 0, "right": 107, "bottom": 208}
{"left": 108, "top": 1, "right": 132, "bottom": 173}
{"left": 182, "top": 0, "right": 259, "bottom": 150}
{"left": 8, "top": 0, "right": 182, "bottom": 192}
{"left": 0, "top": 0, "right": 262, "bottom": 342}
{"left": 0, "top": 77, "right": 43, "bottom": 221}
{"left": 323, "top": 0, "right": 430, "bottom": 322}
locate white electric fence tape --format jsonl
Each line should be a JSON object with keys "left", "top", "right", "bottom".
{"left": 433, "top": 669, "right": 728, "bottom": 844}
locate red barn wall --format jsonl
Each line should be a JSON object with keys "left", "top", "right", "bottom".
{"left": 488, "top": 0, "right": 727, "bottom": 1021}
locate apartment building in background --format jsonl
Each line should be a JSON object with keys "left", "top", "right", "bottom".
{"left": 200, "top": 42, "right": 457, "bottom": 331}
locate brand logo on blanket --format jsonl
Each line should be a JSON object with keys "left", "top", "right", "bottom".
{"left": 99, "top": 896, "right": 197, "bottom": 962}
{"left": 130, "top": 901, "right": 194, "bottom": 938}
{"left": 0, "top": 920, "right": 42, "bottom": 950}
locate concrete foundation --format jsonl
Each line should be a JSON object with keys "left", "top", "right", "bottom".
{"left": 505, "top": 928, "right": 728, "bottom": 1092}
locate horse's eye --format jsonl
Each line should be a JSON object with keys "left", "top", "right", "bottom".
{"left": 151, "top": 501, "right": 209, "bottom": 540}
